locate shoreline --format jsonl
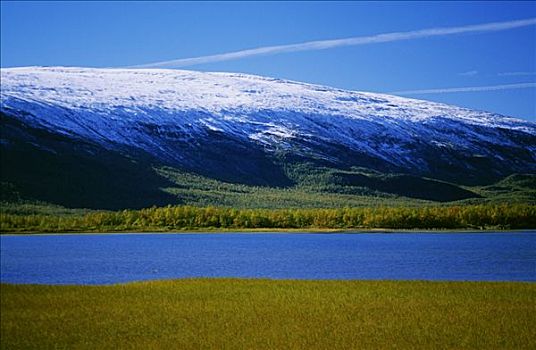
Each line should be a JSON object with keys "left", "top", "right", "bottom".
{"left": 1, "top": 277, "right": 535, "bottom": 286}
{"left": 1, "top": 227, "right": 535, "bottom": 236}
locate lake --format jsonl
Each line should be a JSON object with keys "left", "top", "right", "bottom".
{"left": 1, "top": 232, "right": 535, "bottom": 284}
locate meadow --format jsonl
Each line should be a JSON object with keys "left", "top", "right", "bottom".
{"left": 1, "top": 279, "right": 535, "bottom": 349}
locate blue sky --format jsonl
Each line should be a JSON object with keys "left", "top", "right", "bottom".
{"left": 1, "top": 1, "right": 535, "bottom": 120}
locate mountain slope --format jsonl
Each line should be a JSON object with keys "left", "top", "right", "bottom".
{"left": 1, "top": 67, "right": 535, "bottom": 209}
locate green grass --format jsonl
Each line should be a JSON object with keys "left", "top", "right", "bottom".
{"left": 1, "top": 279, "right": 535, "bottom": 349}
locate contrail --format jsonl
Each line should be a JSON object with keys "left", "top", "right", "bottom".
{"left": 391, "top": 82, "right": 536, "bottom": 95}
{"left": 497, "top": 71, "right": 536, "bottom": 76}
{"left": 131, "top": 17, "right": 536, "bottom": 68}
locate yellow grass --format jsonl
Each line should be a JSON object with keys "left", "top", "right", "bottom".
{"left": 1, "top": 279, "right": 535, "bottom": 349}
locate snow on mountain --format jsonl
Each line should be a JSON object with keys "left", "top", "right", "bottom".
{"left": 1, "top": 66, "right": 535, "bottom": 183}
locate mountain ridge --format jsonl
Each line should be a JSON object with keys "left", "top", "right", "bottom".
{"left": 1, "top": 67, "right": 535, "bottom": 209}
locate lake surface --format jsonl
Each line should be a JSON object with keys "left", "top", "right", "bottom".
{"left": 1, "top": 232, "right": 535, "bottom": 284}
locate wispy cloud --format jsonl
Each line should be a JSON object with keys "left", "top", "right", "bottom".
{"left": 497, "top": 71, "right": 536, "bottom": 76}
{"left": 458, "top": 70, "right": 478, "bottom": 76}
{"left": 391, "top": 82, "right": 536, "bottom": 95}
{"left": 131, "top": 17, "right": 536, "bottom": 68}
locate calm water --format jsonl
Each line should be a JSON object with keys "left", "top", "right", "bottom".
{"left": 1, "top": 232, "right": 535, "bottom": 284}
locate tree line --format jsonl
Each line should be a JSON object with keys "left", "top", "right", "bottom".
{"left": 1, "top": 204, "right": 534, "bottom": 233}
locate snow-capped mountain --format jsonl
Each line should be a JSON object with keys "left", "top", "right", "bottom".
{"left": 1, "top": 67, "right": 535, "bottom": 196}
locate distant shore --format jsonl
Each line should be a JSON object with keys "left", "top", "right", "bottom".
{"left": 2, "top": 227, "right": 535, "bottom": 235}
{"left": 2, "top": 204, "right": 534, "bottom": 234}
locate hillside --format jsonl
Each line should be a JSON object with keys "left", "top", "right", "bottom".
{"left": 1, "top": 67, "right": 535, "bottom": 209}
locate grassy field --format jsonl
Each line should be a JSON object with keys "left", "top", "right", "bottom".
{"left": 1, "top": 279, "right": 535, "bottom": 349}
